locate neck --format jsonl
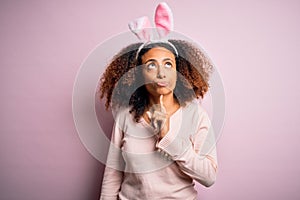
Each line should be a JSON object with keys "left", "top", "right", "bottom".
{"left": 148, "top": 93, "right": 179, "bottom": 114}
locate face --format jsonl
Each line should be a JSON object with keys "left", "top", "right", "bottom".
{"left": 141, "top": 47, "right": 177, "bottom": 97}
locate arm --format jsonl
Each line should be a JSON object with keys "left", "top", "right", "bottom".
{"left": 100, "top": 121, "right": 125, "bottom": 200}
{"left": 156, "top": 106, "right": 218, "bottom": 187}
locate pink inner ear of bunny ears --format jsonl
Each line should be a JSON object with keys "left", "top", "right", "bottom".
{"left": 128, "top": 2, "right": 174, "bottom": 41}
{"left": 154, "top": 2, "right": 174, "bottom": 38}
{"left": 128, "top": 2, "right": 178, "bottom": 60}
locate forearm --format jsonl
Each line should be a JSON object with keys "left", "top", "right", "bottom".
{"left": 157, "top": 139, "right": 217, "bottom": 187}
{"left": 174, "top": 145, "right": 217, "bottom": 187}
{"left": 100, "top": 166, "right": 123, "bottom": 200}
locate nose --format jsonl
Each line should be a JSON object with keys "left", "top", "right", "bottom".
{"left": 157, "top": 65, "right": 166, "bottom": 79}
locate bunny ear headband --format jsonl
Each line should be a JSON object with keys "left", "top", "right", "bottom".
{"left": 128, "top": 2, "right": 178, "bottom": 59}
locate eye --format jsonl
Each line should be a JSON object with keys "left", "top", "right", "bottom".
{"left": 147, "top": 63, "right": 157, "bottom": 70}
{"left": 164, "top": 62, "right": 173, "bottom": 68}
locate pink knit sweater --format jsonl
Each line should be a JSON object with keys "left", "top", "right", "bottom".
{"left": 100, "top": 101, "right": 218, "bottom": 200}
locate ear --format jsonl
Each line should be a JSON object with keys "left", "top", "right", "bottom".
{"left": 154, "top": 2, "right": 174, "bottom": 38}
{"left": 128, "top": 16, "right": 152, "bottom": 41}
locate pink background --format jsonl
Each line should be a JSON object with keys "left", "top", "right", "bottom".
{"left": 1, "top": 0, "right": 300, "bottom": 199}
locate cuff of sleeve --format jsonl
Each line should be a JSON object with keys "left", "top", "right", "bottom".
{"left": 156, "top": 120, "right": 192, "bottom": 160}
{"left": 157, "top": 136, "right": 192, "bottom": 160}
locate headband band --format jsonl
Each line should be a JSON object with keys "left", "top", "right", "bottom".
{"left": 135, "top": 40, "right": 178, "bottom": 60}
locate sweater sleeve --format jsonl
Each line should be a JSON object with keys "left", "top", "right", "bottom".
{"left": 156, "top": 106, "right": 218, "bottom": 187}
{"left": 100, "top": 120, "right": 125, "bottom": 200}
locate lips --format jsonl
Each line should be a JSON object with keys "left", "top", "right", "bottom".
{"left": 156, "top": 81, "right": 169, "bottom": 87}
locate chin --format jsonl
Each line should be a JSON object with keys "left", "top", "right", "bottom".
{"left": 145, "top": 84, "right": 175, "bottom": 97}
{"left": 154, "top": 88, "right": 173, "bottom": 96}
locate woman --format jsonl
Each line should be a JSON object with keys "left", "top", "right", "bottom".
{"left": 99, "top": 39, "right": 218, "bottom": 199}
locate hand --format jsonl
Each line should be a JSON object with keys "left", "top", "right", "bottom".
{"left": 146, "top": 95, "right": 169, "bottom": 138}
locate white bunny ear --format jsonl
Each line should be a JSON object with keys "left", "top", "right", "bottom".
{"left": 154, "top": 2, "right": 174, "bottom": 38}
{"left": 128, "top": 16, "right": 152, "bottom": 41}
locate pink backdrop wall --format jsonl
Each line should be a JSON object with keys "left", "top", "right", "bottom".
{"left": 1, "top": 0, "right": 300, "bottom": 199}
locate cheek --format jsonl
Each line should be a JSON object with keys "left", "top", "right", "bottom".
{"left": 142, "top": 71, "right": 155, "bottom": 83}
{"left": 168, "top": 70, "right": 177, "bottom": 87}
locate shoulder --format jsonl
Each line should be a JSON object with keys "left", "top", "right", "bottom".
{"left": 113, "top": 106, "right": 131, "bottom": 120}
{"left": 182, "top": 99, "right": 209, "bottom": 121}
{"left": 180, "top": 100, "right": 211, "bottom": 133}
{"left": 113, "top": 106, "right": 134, "bottom": 126}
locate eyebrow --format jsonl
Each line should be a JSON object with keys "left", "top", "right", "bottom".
{"left": 144, "top": 58, "right": 174, "bottom": 63}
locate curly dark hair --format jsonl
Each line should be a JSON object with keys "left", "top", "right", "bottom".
{"left": 98, "top": 39, "right": 213, "bottom": 122}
